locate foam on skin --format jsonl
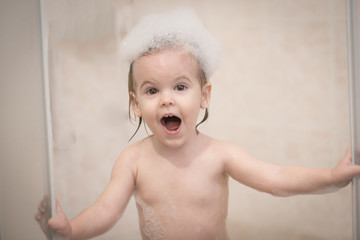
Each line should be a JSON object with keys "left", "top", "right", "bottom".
{"left": 134, "top": 191, "right": 164, "bottom": 240}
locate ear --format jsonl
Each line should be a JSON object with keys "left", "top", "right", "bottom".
{"left": 130, "top": 91, "right": 142, "bottom": 117}
{"left": 200, "top": 83, "right": 212, "bottom": 109}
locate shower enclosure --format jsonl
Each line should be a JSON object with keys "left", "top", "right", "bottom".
{"left": 1, "top": 0, "right": 360, "bottom": 239}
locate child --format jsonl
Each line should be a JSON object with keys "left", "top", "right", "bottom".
{"left": 36, "top": 8, "right": 360, "bottom": 240}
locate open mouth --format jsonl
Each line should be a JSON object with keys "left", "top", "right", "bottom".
{"left": 161, "top": 115, "right": 182, "bottom": 133}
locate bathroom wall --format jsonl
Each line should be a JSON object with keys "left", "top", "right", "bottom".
{"left": 0, "top": 0, "right": 51, "bottom": 239}
{"left": 47, "top": 0, "right": 352, "bottom": 239}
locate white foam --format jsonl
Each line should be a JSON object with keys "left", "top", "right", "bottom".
{"left": 134, "top": 191, "right": 164, "bottom": 240}
{"left": 119, "top": 7, "right": 222, "bottom": 79}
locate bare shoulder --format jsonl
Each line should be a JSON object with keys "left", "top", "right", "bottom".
{"left": 202, "top": 135, "right": 255, "bottom": 173}
{"left": 111, "top": 137, "right": 152, "bottom": 178}
{"left": 118, "top": 137, "right": 150, "bottom": 159}
{"left": 203, "top": 135, "right": 248, "bottom": 158}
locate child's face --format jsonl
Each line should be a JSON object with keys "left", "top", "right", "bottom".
{"left": 130, "top": 49, "right": 211, "bottom": 148}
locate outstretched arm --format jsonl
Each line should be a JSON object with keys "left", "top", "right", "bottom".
{"left": 44, "top": 150, "right": 136, "bottom": 239}
{"left": 276, "top": 148, "right": 359, "bottom": 195}
{"left": 224, "top": 144, "right": 360, "bottom": 196}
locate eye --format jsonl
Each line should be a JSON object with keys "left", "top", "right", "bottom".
{"left": 175, "top": 84, "right": 187, "bottom": 91}
{"left": 146, "top": 88, "right": 159, "bottom": 95}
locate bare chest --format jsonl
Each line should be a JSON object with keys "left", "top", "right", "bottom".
{"left": 131, "top": 139, "right": 231, "bottom": 239}
{"left": 135, "top": 155, "right": 228, "bottom": 208}
{"left": 133, "top": 159, "right": 229, "bottom": 240}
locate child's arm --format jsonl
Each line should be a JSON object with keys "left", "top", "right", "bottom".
{"left": 224, "top": 144, "right": 360, "bottom": 196}
{"left": 47, "top": 150, "right": 136, "bottom": 239}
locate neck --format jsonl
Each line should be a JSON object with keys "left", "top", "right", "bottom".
{"left": 150, "top": 132, "right": 206, "bottom": 163}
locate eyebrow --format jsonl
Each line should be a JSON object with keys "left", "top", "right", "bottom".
{"left": 139, "top": 80, "right": 155, "bottom": 91}
{"left": 139, "top": 75, "right": 193, "bottom": 90}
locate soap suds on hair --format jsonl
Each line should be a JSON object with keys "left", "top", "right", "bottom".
{"left": 119, "top": 7, "right": 222, "bottom": 79}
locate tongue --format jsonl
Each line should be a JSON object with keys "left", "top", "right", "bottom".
{"left": 165, "top": 117, "right": 181, "bottom": 131}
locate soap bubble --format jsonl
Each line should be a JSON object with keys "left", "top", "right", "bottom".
{"left": 120, "top": 7, "right": 222, "bottom": 79}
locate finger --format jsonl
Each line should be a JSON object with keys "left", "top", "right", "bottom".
{"left": 346, "top": 147, "right": 352, "bottom": 159}
{"left": 341, "top": 148, "right": 353, "bottom": 166}
{"left": 35, "top": 212, "right": 43, "bottom": 221}
{"left": 38, "top": 196, "right": 49, "bottom": 213}
{"left": 55, "top": 199, "right": 64, "bottom": 216}
{"left": 48, "top": 200, "right": 65, "bottom": 228}
{"left": 351, "top": 164, "right": 360, "bottom": 175}
{"left": 38, "top": 203, "right": 46, "bottom": 213}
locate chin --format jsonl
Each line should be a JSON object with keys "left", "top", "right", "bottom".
{"left": 162, "top": 138, "right": 187, "bottom": 149}
{"left": 154, "top": 133, "right": 190, "bottom": 149}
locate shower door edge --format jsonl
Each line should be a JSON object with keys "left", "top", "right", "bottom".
{"left": 347, "top": 0, "right": 360, "bottom": 239}
{"left": 39, "top": 0, "right": 56, "bottom": 238}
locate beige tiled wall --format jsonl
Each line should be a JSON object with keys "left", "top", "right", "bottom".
{"left": 48, "top": 0, "right": 352, "bottom": 239}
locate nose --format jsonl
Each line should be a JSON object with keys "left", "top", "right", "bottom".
{"left": 160, "top": 91, "right": 174, "bottom": 107}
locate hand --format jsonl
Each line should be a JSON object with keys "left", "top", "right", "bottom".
{"left": 47, "top": 200, "right": 72, "bottom": 238}
{"left": 331, "top": 148, "right": 360, "bottom": 188}
{"left": 35, "top": 197, "right": 72, "bottom": 239}
{"left": 35, "top": 196, "right": 53, "bottom": 239}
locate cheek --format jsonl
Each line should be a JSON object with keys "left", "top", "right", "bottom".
{"left": 182, "top": 94, "right": 202, "bottom": 118}
{"left": 137, "top": 98, "right": 157, "bottom": 119}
